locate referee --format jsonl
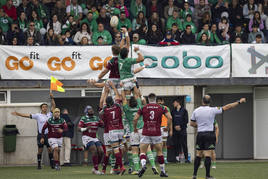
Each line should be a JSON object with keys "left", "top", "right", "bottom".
{"left": 190, "top": 95, "right": 246, "bottom": 179}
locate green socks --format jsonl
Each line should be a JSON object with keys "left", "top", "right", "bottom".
{"left": 128, "top": 151, "right": 133, "bottom": 169}
{"left": 133, "top": 154, "right": 140, "bottom": 171}
{"left": 163, "top": 148, "right": 167, "bottom": 163}
{"left": 147, "top": 151, "right": 156, "bottom": 168}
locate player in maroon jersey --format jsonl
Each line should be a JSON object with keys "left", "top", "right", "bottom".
{"left": 41, "top": 108, "right": 68, "bottom": 170}
{"left": 134, "top": 93, "right": 173, "bottom": 178}
{"left": 100, "top": 81, "right": 126, "bottom": 175}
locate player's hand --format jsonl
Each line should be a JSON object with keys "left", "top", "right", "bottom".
{"left": 108, "top": 80, "right": 115, "bottom": 88}
{"left": 134, "top": 46, "right": 139, "bottom": 52}
{"left": 40, "top": 138, "right": 44, "bottom": 144}
{"left": 240, "top": 98, "right": 246, "bottom": 103}
{"left": 134, "top": 128, "right": 138, "bottom": 133}
{"left": 175, "top": 125, "right": 181, "bottom": 131}
{"left": 11, "top": 111, "right": 18, "bottom": 116}
{"left": 57, "top": 129, "right": 63, "bottom": 133}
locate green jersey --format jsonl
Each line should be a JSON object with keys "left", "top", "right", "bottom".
{"left": 118, "top": 57, "right": 137, "bottom": 80}
{"left": 123, "top": 98, "right": 143, "bottom": 132}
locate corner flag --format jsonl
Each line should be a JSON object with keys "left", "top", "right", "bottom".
{"left": 50, "top": 76, "right": 65, "bottom": 92}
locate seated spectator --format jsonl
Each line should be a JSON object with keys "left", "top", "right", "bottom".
{"left": 166, "top": 10, "right": 183, "bottom": 31}
{"left": 248, "top": 24, "right": 265, "bottom": 43}
{"left": 74, "top": 23, "right": 92, "bottom": 45}
{"left": 164, "top": 0, "right": 179, "bottom": 20}
{"left": 115, "top": 0, "right": 129, "bottom": 18}
{"left": 25, "top": 36, "right": 38, "bottom": 46}
{"left": 194, "top": 0, "right": 209, "bottom": 5}
{"left": 180, "top": 2, "right": 193, "bottom": 20}
{"left": 80, "top": 11, "right": 98, "bottom": 33}
{"left": 230, "top": 23, "right": 248, "bottom": 43}
{"left": 146, "top": 0, "right": 162, "bottom": 19}
{"left": 90, "top": 5, "right": 100, "bottom": 20}
{"left": 96, "top": 36, "right": 105, "bottom": 45}
{"left": 211, "top": 0, "right": 230, "bottom": 23}
{"left": 47, "top": 14, "right": 61, "bottom": 35}
{"left": 118, "top": 11, "right": 132, "bottom": 32}
{"left": 44, "top": 28, "right": 59, "bottom": 45}
{"left": 243, "top": 0, "right": 257, "bottom": 20}
{"left": 198, "top": 32, "right": 211, "bottom": 45}
{"left": 24, "top": 21, "right": 42, "bottom": 45}
{"left": 159, "top": 30, "right": 180, "bottom": 46}
{"left": 30, "top": 10, "right": 46, "bottom": 35}
{"left": 130, "top": 0, "right": 146, "bottom": 18}
{"left": 113, "top": 32, "right": 121, "bottom": 45}
{"left": 234, "top": 36, "right": 243, "bottom": 43}
{"left": 171, "top": 23, "right": 181, "bottom": 42}
{"left": 0, "top": 27, "right": 6, "bottom": 44}
{"left": 229, "top": 0, "right": 243, "bottom": 26}
{"left": 97, "top": 8, "right": 111, "bottom": 32}
{"left": 146, "top": 23, "right": 163, "bottom": 44}
{"left": 148, "top": 12, "right": 164, "bottom": 33}
{"left": 2, "top": 0, "right": 17, "bottom": 20}
{"left": 210, "top": 23, "right": 222, "bottom": 44}
{"left": 18, "top": 12, "right": 27, "bottom": 32}
{"left": 249, "top": 11, "right": 264, "bottom": 32}
{"left": 252, "top": 34, "right": 263, "bottom": 43}
{"left": 198, "top": 11, "right": 212, "bottom": 31}
{"left": 136, "top": 24, "right": 148, "bottom": 40}
{"left": 80, "top": 36, "right": 90, "bottom": 45}
{"left": 132, "top": 11, "right": 147, "bottom": 31}
{"left": 27, "top": 0, "right": 49, "bottom": 27}
{"left": 132, "top": 32, "right": 146, "bottom": 44}
{"left": 17, "top": 0, "right": 30, "bottom": 18}
{"left": 58, "top": 31, "right": 74, "bottom": 45}
{"left": 6, "top": 22, "right": 25, "bottom": 45}
{"left": 11, "top": 36, "right": 17, "bottom": 45}
{"left": 66, "top": 0, "right": 83, "bottom": 22}
{"left": 51, "top": 0, "right": 66, "bottom": 24}
{"left": 183, "top": 14, "right": 196, "bottom": 34}
{"left": 0, "top": 8, "right": 13, "bottom": 33}
{"left": 263, "top": 0, "right": 268, "bottom": 18}
{"left": 194, "top": 0, "right": 211, "bottom": 30}
{"left": 218, "top": 16, "right": 229, "bottom": 41}
{"left": 62, "top": 15, "right": 78, "bottom": 36}
{"left": 92, "top": 22, "right": 112, "bottom": 45}
{"left": 180, "top": 24, "right": 196, "bottom": 44}
{"left": 196, "top": 23, "right": 211, "bottom": 42}
{"left": 103, "top": 0, "right": 115, "bottom": 18}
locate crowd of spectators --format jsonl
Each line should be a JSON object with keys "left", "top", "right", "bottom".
{"left": 0, "top": 0, "right": 267, "bottom": 46}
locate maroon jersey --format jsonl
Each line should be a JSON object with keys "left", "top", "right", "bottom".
{"left": 107, "top": 57, "right": 120, "bottom": 79}
{"left": 102, "top": 100, "right": 123, "bottom": 131}
{"left": 42, "top": 117, "right": 68, "bottom": 138}
{"left": 78, "top": 115, "right": 102, "bottom": 138}
{"left": 138, "top": 103, "right": 168, "bottom": 136}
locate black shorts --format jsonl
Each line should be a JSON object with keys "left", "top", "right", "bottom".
{"left": 37, "top": 133, "right": 50, "bottom": 148}
{"left": 196, "top": 131, "right": 216, "bottom": 151}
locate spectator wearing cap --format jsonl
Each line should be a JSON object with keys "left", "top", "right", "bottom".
{"left": 166, "top": 10, "right": 183, "bottom": 31}
{"left": 2, "top": 0, "right": 17, "bottom": 20}
{"left": 230, "top": 23, "right": 248, "bottom": 43}
{"left": 74, "top": 23, "right": 92, "bottom": 45}
{"left": 180, "top": 24, "right": 196, "bottom": 44}
{"left": 47, "top": 14, "right": 62, "bottom": 35}
{"left": 62, "top": 15, "right": 78, "bottom": 36}
{"left": 92, "top": 22, "right": 112, "bottom": 45}
{"left": 164, "top": 0, "right": 179, "bottom": 20}
{"left": 6, "top": 22, "right": 25, "bottom": 45}
{"left": 0, "top": 8, "right": 13, "bottom": 33}
{"left": 130, "top": 0, "right": 146, "bottom": 18}
{"left": 131, "top": 32, "right": 146, "bottom": 44}
{"left": 146, "top": 23, "right": 163, "bottom": 44}
{"left": 210, "top": 23, "right": 222, "bottom": 45}
{"left": 183, "top": 14, "right": 196, "bottom": 34}
{"left": 96, "top": 36, "right": 105, "bottom": 45}
{"left": 229, "top": 0, "right": 243, "bottom": 26}
{"left": 243, "top": 0, "right": 257, "bottom": 20}
{"left": 132, "top": 11, "right": 147, "bottom": 31}
{"left": 171, "top": 23, "right": 181, "bottom": 42}
{"left": 115, "top": 0, "right": 129, "bottom": 18}
{"left": 24, "top": 20, "right": 42, "bottom": 45}
{"left": 97, "top": 8, "right": 111, "bottom": 32}
{"left": 196, "top": 23, "right": 211, "bottom": 42}
{"left": 117, "top": 11, "right": 132, "bottom": 32}
{"left": 66, "top": 0, "right": 83, "bottom": 22}
{"left": 249, "top": 11, "right": 264, "bottom": 32}
{"left": 194, "top": 0, "right": 211, "bottom": 29}
{"left": 51, "top": 0, "right": 67, "bottom": 24}
{"left": 252, "top": 34, "right": 263, "bottom": 43}
{"left": 159, "top": 30, "right": 180, "bottom": 46}
{"left": 180, "top": 2, "right": 193, "bottom": 20}
{"left": 248, "top": 24, "right": 265, "bottom": 43}
{"left": 80, "top": 11, "right": 98, "bottom": 33}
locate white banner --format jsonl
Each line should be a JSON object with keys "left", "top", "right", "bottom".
{"left": 0, "top": 45, "right": 230, "bottom": 79}
{"left": 132, "top": 45, "right": 230, "bottom": 78}
{"left": 232, "top": 44, "right": 268, "bottom": 77}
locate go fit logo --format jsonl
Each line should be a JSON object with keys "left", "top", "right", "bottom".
{"left": 5, "top": 53, "right": 112, "bottom": 71}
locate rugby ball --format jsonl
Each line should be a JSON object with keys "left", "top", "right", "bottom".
{"left": 110, "top": 16, "right": 119, "bottom": 27}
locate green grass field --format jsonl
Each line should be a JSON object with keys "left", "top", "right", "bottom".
{"left": 0, "top": 162, "right": 267, "bottom": 179}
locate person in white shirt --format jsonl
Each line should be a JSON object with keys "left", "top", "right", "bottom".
{"left": 66, "top": 0, "right": 82, "bottom": 22}
{"left": 73, "top": 23, "right": 92, "bottom": 45}
{"left": 190, "top": 95, "right": 246, "bottom": 179}
{"left": 47, "top": 14, "right": 62, "bottom": 35}
{"left": 11, "top": 92, "right": 56, "bottom": 169}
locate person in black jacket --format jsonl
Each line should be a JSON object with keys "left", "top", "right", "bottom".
{"left": 171, "top": 98, "right": 190, "bottom": 163}
{"left": 146, "top": 23, "right": 163, "bottom": 44}
{"left": 60, "top": 108, "right": 74, "bottom": 166}
{"left": 180, "top": 25, "right": 195, "bottom": 44}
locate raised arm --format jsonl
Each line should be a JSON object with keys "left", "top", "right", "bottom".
{"left": 121, "top": 90, "right": 127, "bottom": 105}
{"left": 133, "top": 46, "right": 144, "bottom": 63}
{"left": 11, "top": 111, "right": 31, "bottom": 118}
{"left": 98, "top": 68, "right": 109, "bottom": 80}
{"left": 134, "top": 64, "right": 149, "bottom": 74}
{"left": 99, "top": 85, "right": 109, "bottom": 109}
{"left": 108, "top": 81, "right": 120, "bottom": 100}
{"left": 88, "top": 79, "right": 105, "bottom": 88}
{"left": 50, "top": 91, "right": 56, "bottom": 112}
{"left": 222, "top": 98, "right": 246, "bottom": 111}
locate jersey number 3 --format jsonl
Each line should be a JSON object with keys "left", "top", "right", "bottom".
{"left": 150, "top": 111, "right": 155, "bottom": 120}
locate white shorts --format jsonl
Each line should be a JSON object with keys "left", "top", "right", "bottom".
{"left": 130, "top": 129, "right": 143, "bottom": 146}
{"left": 140, "top": 135, "right": 162, "bottom": 145}
{"left": 109, "top": 129, "right": 124, "bottom": 144}
{"left": 121, "top": 78, "right": 136, "bottom": 91}
{"left": 107, "top": 78, "right": 122, "bottom": 95}
{"left": 82, "top": 135, "right": 100, "bottom": 147}
{"left": 103, "top": 133, "right": 110, "bottom": 146}
{"left": 48, "top": 138, "right": 63, "bottom": 149}
{"left": 161, "top": 127, "right": 168, "bottom": 141}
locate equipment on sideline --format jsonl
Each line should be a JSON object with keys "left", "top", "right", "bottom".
{"left": 110, "top": 16, "right": 119, "bottom": 27}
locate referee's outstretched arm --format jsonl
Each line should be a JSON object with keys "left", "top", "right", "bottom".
{"left": 222, "top": 98, "right": 246, "bottom": 111}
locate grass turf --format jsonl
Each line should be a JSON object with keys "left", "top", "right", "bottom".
{"left": 0, "top": 162, "right": 267, "bottom": 179}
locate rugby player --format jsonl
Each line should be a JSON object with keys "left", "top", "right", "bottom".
{"left": 190, "top": 95, "right": 246, "bottom": 179}
{"left": 41, "top": 108, "right": 68, "bottom": 171}
{"left": 78, "top": 105, "right": 104, "bottom": 174}
{"left": 134, "top": 93, "right": 173, "bottom": 177}
{"left": 11, "top": 92, "right": 56, "bottom": 169}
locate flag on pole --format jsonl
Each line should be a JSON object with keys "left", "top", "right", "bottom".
{"left": 50, "top": 76, "right": 65, "bottom": 92}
